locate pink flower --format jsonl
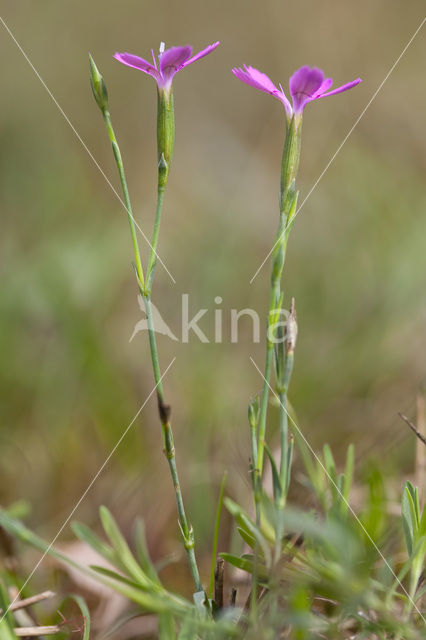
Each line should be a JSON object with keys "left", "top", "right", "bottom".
{"left": 232, "top": 64, "right": 361, "bottom": 117}
{"left": 114, "top": 41, "right": 220, "bottom": 92}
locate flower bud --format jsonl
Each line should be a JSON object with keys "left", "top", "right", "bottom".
{"left": 89, "top": 54, "right": 109, "bottom": 113}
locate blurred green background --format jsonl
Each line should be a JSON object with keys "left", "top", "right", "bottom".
{"left": 0, "top": 0, "right": 425, "bottom": 596}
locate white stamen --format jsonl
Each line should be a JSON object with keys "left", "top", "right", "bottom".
{"left": 159, "top": 42, "right": 165, "bottom": 55}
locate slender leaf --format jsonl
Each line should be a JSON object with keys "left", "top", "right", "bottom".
{"left": 159, "top": 611, "right": 176, "bottom": 639}
{"left": 90, "top": 565, "right": 145, "bottom": 589}
{"left": 264, "top": 442, "right": 282, "bottom": 502}
{"left": 177, "top": 613, "right": 197, "bottom": 640}
{"left": 0, "top": 618, "right": 17, "bottom": 640}
{"left": 323, "top": 444, "right": 339, "bottom": 503}
{"left": 0, "top": 509, "right": 190, "bottom": 616}
{"left": 285, "top": 435, "right": 294, "bottom": 494}
{"left": 342, "top": 444, "right": 355, "bottom": 501}
{"left": 60, "top": 594, "right": 91, "bottom": 640}
{"left": 237, "top": 527, "right": 257, "bottom": 552}
{"left": 209, "top": 472, "right": 227, "bottom": 598}
{"left": 99, "top": 506, "right": 154, "bottom": 589}
{"left": 71, "top": 521, "right": 116, "bottom": 564}
{"left": 220, "top": 553, "right": 268, "bottom": 580}
{"left": 402, "top": 485, "right": 416, "bottom": 556}
{"left": 134, "top": 518, "right": 160, "bottom": 583}
{"left": 0, "top": 582, "right": 17, "bottom": 638}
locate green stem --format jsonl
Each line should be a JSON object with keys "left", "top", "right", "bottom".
{"left": 255, "top": 115, "right": 301, "bottom": 495}
{"left": 278, "top": 391, "right": 289, "bottom": 485}
{"left": 274, "top": 389, "right": 291, "bottom": 563}
{"left": 251, "top": 266, "right": 281, "bottom": 622}
{"left": 250, "top": 499, "right": 261, "bottom": 624}
{"left": 142, "top": 295, "right": 202, "bottom": 593}
{"left": 273, "top": 391, "right": 287, "bottom": 565}
{"left": 142, "top": 86, "right": 201, "bottom": 592}
{"left": 101, "top": 102, "right": 201, "bottom": 593}
{"left": 255, "top": 282, "right": 280, "bottom": 478}
{"left": 103, "top": 110, "right": 144, "bottom": 289}
{"left": 274, "top": 297, "right": 297, "bottom": 563}
{"left": 253, "top": 115, "right": 302, "bottom": 578}
{"left": 146, "top": 183, "right": 166, "bottom": 293}
{"left": 255, "top": 217, "right": 291, "bottom": 478}
{"left": 279, "top": 345, "right": 295, "bottom": 483}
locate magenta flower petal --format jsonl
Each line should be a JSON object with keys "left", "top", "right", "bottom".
{"left": 113, "top": 52, "right": 160, "bottom": 82}
{"left": 115, "top": 42, "right": 219, "bottom": 91}
{"left": 317, "top": 78, "right": 362, "bottom": 99}
{"left": 312, "top": 77, "right": 333, "bottom": 98}
{"left": 290, "top": 66, "right": 362, "bottom": 112}
{"left": 232, "top": 65, "right": 292, "bottom": 116}
{"left": 183, "top": 41, "right": 220, "bottom": 67}
{"left": 159, "top": 45, "right": 192, "bottom": 86}
{"left": 244, "top": 66, "right": 279, "bottom": 94}
{"left": 289, "top": 66, "right": 325, "bottom": 113}
{"left": 233, "top": 61, "right": 361, "bottom": 118}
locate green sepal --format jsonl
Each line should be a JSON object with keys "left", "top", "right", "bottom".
{"left": 157, "top": 88, "right": 175, "bottom": 186}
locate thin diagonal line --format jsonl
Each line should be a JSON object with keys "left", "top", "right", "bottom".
{"left": 250, "top": 16, "right": 426, "bottom": 284}
{"left": 0, "top": 357, "right": 176, "bottom": 623}
{"left": 250, "top": 355, "right": 425, "bottom": 622}
{"left": 0, "top": 15, "right": 176, "bottom": 285}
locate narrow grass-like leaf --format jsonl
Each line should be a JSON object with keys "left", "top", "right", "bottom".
{"left": 401, "top": 485, "right": 416, "bottom": 556}
{"left": 236, "top": 526, "right": 257, "bottom": 552}
{"left": 238, "top": 513, "right": 271, "bottom": 568}
{"left": 264, "top": 442, "right": 282, "bottom": 502}
{"left": 99, "top": 506, "right": 153, "bottom": 589}
{"left": 288, "top": 402, "right": 324, "bottom": 498}
{"left": 341, "top": 444, "right": 354, "bottom": 516}
{"left": 323, "top": 444, "right": 338, "bottom": 503}
{"left": 134, "top": 518, "right": 160, "bottom": 583}
{"left": 224, "top": 498, "right": 256, "bottom": 537}
{"left": 60, "top": 594, "right": 91, "bottom": 640}
{"left": 208, "top": 471, "right": 227, "bottom": 598}
{"left": 386, "top": 556, "right": 413, "bottom": 607}
{"left": 0, "top": 582, "right": 17, "bottom": 638}
{"left": 220, "top": 553, "right": 268, "bottom": 580}
{"left": 285, "top": 435, "right": 294, "bottom": 494}
{"left": 0, "top": 618, "right": 17, "bottom": 640}
{"left": 90, "top": 565, "right": 144, "bottom": 589}
{"left": 3, "top": 501, "right": 31, "bottom": 521}
{"left": 419, "top": 504, "right": 426, "bottom": 537}
{"left": 177, "top": 613, "right": 197, "bottom": 640}
{"left": 0, "top": 509, "right": 190, "bottom": 616}
{"left": 71, "top": 521, "right": 116, "bottom": 564}
{"left": 342, "top": 444, "right": 354, "bottom": 500}
{"left": 159, "top": 611, "right": 176, "bottom": 639}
